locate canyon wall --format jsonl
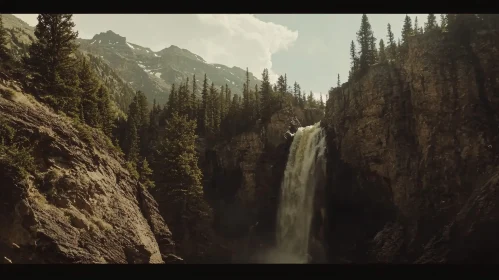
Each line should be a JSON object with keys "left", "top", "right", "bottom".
{"left": 322, "top": 30, "right": 499, "bottom": 263}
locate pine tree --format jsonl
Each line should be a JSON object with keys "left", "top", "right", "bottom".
{"left": 137, "top": 91, "right": 149, "bottom": 127}
{"left": 425, "top": 14, "right": 438, "bottom": 32}
{"left": 414, "top": 17, "right": 420, "bottom": 35}
{"left": 284, "top": 74, "right": 288, "bottom": 93}
{"left": 153, "top": 111, "right": 203, "bottom": 203}
{"left": 225, "top": 84, "right": 232, "bottom": 114}
{"left": 209, "top": 82, "right": 219, "bottom": 137}
{"left": 138, "top": 158, "right": 155, "bottom": 189}
{"left": 337, "top": 74, "right": 341, "bottom": 87}
{"left": 25, "top": 14, "right": 80, "bottom": 115}
{"left": 277, "top": 75, "right": 286, "bottom": 108}
{"left": 126, "top": 97, "right": 140, "bottom": 166}
{"left": 248, "top": 83, "right": 256, "bottom": 117}
{"left": 181, "top": 77, "right": 191, "bottom": 117}
{"left": 166, "top": 84, "right": 177, "bottom": 118}
{"left": 148, "top": 99, "right": 161, "bottom": 152}
{"left": 242, "top": 86, "right": 249, "bottom": 115}
{"left": 201, "top": 74, "right": 209, "bottom": 135}
{"left": 78, "top": 58, "right": 100, "bottom": 127}
{"left": 136, "top": 90, "right": 149, "bottom": 156}
{"left": 243, "top": 67, "right": 250, "bottom": 111}
{"left": 307, "top": 91, "right": 315, "bottom": 108}
{"left": 191, "top": 74, "right": 198, "bottom": 120}
{"left": 296, "top": 83, "right": 303, "bottom": 108}
{"left": 253, "top": 84, "right": 260, "bottom": 119}
{"left": 219, "top": 85, "right": 226, "bottom": 121}
{"left": 369, "top": 33, "right": 378, "bottom": 65}
{"left": 350, "top": 40, "right": 358, "bottom": 74}
{"left": 260, "top": 68, "right": 272, "bottom": 121}
{"left": 356, "top": 14, "right": 374, "bottom": 71}
{"left": 378, "top": 39, "right": 387, "bottom": 63}
{"left": 96, "top": 85, "right": 114, "bottom": 137}
{"left": 228, "top": 94, "right": 240, "bottom": 136}
{"left": 293, "top": 81, "right": 299, "bottom": 105}
{"left": 402, "top": 15, "right": 413, "bottom": 44}
{"left": 301, "top": 90, "right": 307, "bottom": 108}
{"left": 0, "top": 14, "right": 11, "bottom": 65}
{"left": 387, "top": 23, "right": 396, "bottom": 61}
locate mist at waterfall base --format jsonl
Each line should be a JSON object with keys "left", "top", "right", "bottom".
{"left": 255, "top": 122, "right": 327, "bottom": 264}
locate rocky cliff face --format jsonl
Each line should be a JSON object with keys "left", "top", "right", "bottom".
{"left": 0, "top": 80, "right": 181, "bottom": 264}
{"left": 322, "top": 30, "right": 499, "bottom": 263}
{"left": 200, "top": 107, "right": 324, "bottom": 261}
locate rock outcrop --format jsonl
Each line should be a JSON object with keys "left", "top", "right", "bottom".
{"left": 0, "top": 80, "right": 181, "bottom": 264}
{"left": 322, "top": 30, "right": 499, "bottom": 263}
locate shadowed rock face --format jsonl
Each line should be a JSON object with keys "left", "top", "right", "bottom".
{"left": 322, "top": 30, "right": 499, "bottom": 263}
{"left": 199, "top": 106, "right": 324, "bottom": 261}
{"left": 0, "top": 81, "right": 180, "bottom": 264}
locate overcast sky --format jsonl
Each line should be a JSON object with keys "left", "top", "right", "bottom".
{"left": 14, "top": 14, "right": 436, "bottom": 98}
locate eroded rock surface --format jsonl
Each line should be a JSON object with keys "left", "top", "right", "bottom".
{"left": 0, "top": 81, "right": 180, "bottom": 264}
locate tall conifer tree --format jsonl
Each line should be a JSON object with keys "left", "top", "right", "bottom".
{"left": 402, "top": 15, "right": 414, "bottom": 43}
{"left": 25, "top": 14, "right": 80, "bottom": 115}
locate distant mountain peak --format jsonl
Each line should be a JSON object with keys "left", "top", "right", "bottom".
{"left": 77, "top": 29, "right": 261, "bottom": 105}
{"left": 91, "top": 30, "right": 127, "bottom": 45}
{"left": 157, "top": 45, "right": 206, "bottom": 63}
{"left": 168, "top": 45, "right": 181, "bottom": 50}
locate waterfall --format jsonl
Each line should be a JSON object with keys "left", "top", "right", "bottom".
{"left": 274, "top": 122, "right": 327, "bottom": 263}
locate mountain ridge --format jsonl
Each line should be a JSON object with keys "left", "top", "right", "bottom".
{"left": 3, "top": 14, "right": 261, "bottom": 106}
{"left": 78, "top": 29, "right": 261, "bottom": 104}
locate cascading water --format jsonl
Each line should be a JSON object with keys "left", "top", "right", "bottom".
{"left": 273, "top": 122, "right": 327, "bottom": 263}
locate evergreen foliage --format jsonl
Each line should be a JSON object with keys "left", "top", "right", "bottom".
{"left": 25, "top": 14, "right": 80, "bottom": 116}
{"left": 426, "top": 14, "right": 438, "bottom": 32}
{"left": 0, "top": 15, "right": 12, "bottom": 66}
{"left": 356, "top": 14, "right": 376, "bottom": 72}
{"left": 378, "top": 39, "right": 387, "bottom": 63}
{"left": 401, "top": 15, "right": 413, "bottom": 44}
{"left": 386, "top": 23, "right": 396, "bottom": 61}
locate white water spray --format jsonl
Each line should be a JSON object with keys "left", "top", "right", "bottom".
{"left": 273, "top": 122, "right": 327, "bottom": 263}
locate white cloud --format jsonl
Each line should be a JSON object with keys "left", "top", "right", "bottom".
{"left": 188, "top": 14, "right": 298, "bottom": 83}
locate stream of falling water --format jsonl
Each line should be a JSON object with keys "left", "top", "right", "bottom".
{"left": 273, "top": 122, "right": 327, "bottom": 263}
